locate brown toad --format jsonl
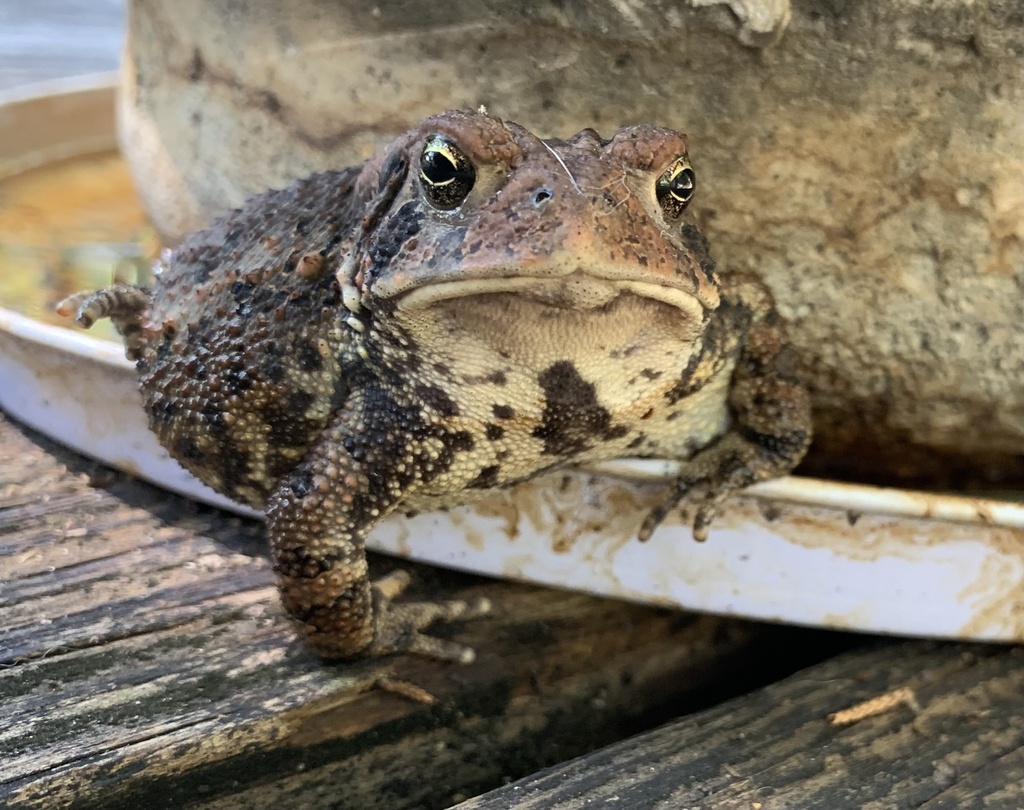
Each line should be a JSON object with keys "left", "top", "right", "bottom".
{"left": 61, "top": 110, "right": 811, "bottom": 662}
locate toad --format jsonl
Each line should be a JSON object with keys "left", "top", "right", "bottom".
{"left": 61, "top": 110, "right": 811, "bottom": 662}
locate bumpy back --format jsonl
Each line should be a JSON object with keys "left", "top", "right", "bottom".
{"left": 137, "top": 169, "right": 362, "bottom": 507}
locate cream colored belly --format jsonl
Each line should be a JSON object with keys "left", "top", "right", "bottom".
{"left": 405, "top": 356, "right": 735, "bottom": 508}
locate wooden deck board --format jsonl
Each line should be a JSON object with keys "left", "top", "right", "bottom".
{"left": 0, "top": 413, "right": 840, "bottom": 809}
{"left": 456, "top": 641, "right": 1024, "bottom": 809}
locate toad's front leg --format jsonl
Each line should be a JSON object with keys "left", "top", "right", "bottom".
{"left": 267, "top": 404, "right": 491, "bottom": 662}
{"left": 642, "top": 275, "right": 813, "bottom": 542}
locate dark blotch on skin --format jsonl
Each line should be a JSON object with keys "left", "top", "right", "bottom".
{"left": 274, "top": 546, "right": 337, "bottom": 579}
{"left": 181, "top": 244, "right": 223, "bottom": 284}
{"left": 222, "top": 363, "right": 254, "bottom": 396}
{"left": 448, "top": 430, "right": 475, "bottom": 452}
{"left": 416, "top": 384, "right": 460, "bottom": 417}
{"left": 288, "top": 389, "right": 317, "bottom": 416}
{"left": 739, "top": 425, "right": 809, "bottom": 458}
{"left": 180, "top": 438, "right": 203, "bottom": 463}
{"left": 680, "top": 222, "right": 717, "bottom": 282}
{"left": 231, "top": 279, "right": 255, "bottom": 304}
{"left": 201, "top": 401, "right": 229, "bottom": 440}
{"left": 369, "top": 200, "right": 422, "bottom": 271}
{"left": 532, "top": 361, "right": 627, "bottom": 456}
{"left": 298, "top": 341, "right": 323, "bottom": 372}
{"left": 492, "top": 404, "right": 515, "bottom": 420}
{"left": 436, "top": 226, "right": 468, "bottom": 259}
{"left": 151, "top": 399, "right": 178, "bottom": 425}
{"left": 666, "top": 305, "right": 745, "bottom": 404}
{"left": 468, "top": 465, "right": 501, "bottom": 489}
{"left": 485, "top": 423, "right": 505, "bottom": 441}
{"left": 378, "top": 153, "right": 407, "bottom": 193}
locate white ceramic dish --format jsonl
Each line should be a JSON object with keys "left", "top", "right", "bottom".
{"left": 2, "top": 78, "right": 1022, "bottom": 641}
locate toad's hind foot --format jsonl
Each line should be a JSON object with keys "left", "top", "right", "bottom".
{"left": 368, "top": 569, "right": 493, "bottom": 663}
{"left": 57, "top": 284, "right": 151, "bottom": 360}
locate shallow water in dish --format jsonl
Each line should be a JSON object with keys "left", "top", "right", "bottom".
{"left": 0, "top": 150, "right": 156, "bottom": 342}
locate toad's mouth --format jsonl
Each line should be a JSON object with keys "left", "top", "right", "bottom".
{"left": 390, "top": 272, "right": 706, "bottom": 315}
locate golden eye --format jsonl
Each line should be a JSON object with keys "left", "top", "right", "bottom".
{"left": 419, "top": 137, "right": 476, "bottom": 210}
{"left": 655, "top": 158, "right": 695, "bottom": 218}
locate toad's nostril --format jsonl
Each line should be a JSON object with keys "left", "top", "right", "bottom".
{"left": 533, "top": 187, "right": 553, "bottom": 206}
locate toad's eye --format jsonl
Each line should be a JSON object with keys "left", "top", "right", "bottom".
{"left": 419, "top": 137, "right": 476, "bottom": 210}
{"left": 655, "top": 159, "right": 695, "bottom": 218}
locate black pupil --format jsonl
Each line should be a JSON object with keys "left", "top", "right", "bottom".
{"left": 422, "top": 149, "right": 462, "bottom": 184}
{"left": 671, "top": 168, "right": 695, "bottom": 198}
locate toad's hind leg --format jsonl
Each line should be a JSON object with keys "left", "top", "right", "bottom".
{"left": 268, "top": 411, "right": 491, "bottom": 662}
{"left": 641, "top": 276, "right": 812, "bottom": 542}
{"left": 57, "top": 284, "right": 151, "bottom": 360}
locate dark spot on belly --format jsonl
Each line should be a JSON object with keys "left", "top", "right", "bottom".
{"left": 532, "top": 360, "right": 626, "bottom": 456}
{"left": 492, "top": 403, "right": 515, "bottom": 420}
{"left": 448, "top": 430, "right": 475, "bottom": 452}
{"left": 485, "top": 423, "right": 505, "bottom": 441}
{"left": 468, "top": 464, "right": 500, "bottom": 489}
{"left": 416, "top": 428, "right": 476, "bottom": 484}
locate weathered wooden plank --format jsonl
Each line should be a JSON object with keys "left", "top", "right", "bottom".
{"left": 0, "top": 413, "right": 841, "bottom": 810}
{"left": 454, "top": 641, "right": 1024, "bottom": 809}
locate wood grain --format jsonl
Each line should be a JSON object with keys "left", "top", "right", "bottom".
{"left": 455, "top": 641, "right": 1024, "bottom": 809}
{"left": 0, "top": 413, "right": 839, "bottom": 810}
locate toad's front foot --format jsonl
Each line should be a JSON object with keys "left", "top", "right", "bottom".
{"left": 639, "top": 475, "right": 724, "bottom": 543}
{"left": 366, "top": 570, "right": 493, "bottom": 663}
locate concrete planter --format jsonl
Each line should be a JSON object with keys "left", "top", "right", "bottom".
{"left": 117, "top": 0, "right": 1023, "bottom": 482}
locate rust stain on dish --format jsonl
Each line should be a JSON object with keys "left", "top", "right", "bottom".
{"left": 472, "top": 498, "right": 522, "bottom": 541}
{"left": 954, "top": 553, "right": 1024, "bottom": 640}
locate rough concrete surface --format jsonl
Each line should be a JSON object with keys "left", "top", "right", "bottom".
{"left": 117, "top": 0, "right": 1024, "bottom": 483}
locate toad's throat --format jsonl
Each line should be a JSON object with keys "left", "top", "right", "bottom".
{"left": 392, "top": 273, "right": 703, "bottom": 315}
